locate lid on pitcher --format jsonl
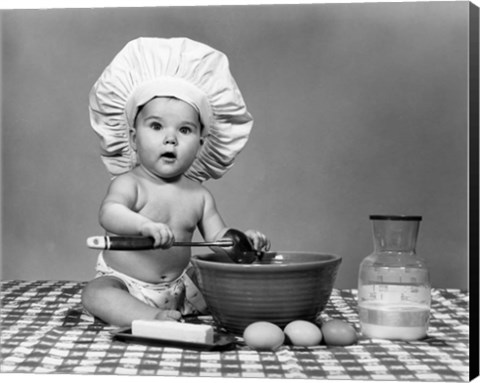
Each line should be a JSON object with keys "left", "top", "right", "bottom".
{"left": 369, "top": 215, "right": 422, "bottom": 221}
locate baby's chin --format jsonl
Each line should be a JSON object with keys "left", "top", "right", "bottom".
{"left": 140, "top": 164, "right": 194, "bottom": 182}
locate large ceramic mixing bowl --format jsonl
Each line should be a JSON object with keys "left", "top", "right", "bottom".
{"left": 191, "top": 251, "right": 342, "bottom": 335}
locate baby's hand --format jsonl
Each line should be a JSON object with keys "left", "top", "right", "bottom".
{"left": 139, "top": 221, "right": 175, "bottom": 248}
{"left": 244, "top": 229, "right": 271, "bottom": 252}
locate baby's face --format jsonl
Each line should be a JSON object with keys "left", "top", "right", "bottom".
{"left": 131, "top": 97, "right": 203, "bottom": 180}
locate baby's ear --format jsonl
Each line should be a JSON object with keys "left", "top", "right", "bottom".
{"left": 129, "top": 128, "right": 137, "bottom": 151}
{"left": 199, "top": 137, "right": 205, "bottom": 146}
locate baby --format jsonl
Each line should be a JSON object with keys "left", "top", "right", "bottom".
{"left": 82, "top": 38, "right": 270, "bottom": 327}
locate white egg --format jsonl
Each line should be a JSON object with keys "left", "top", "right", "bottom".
{"left": 284, "top": 320, "right": 323, "bottom": 346}
{"left": 321, "top": 319, "right": 358, "bottom": 346}
{"left": 243, "top": 321, "right": 285, "bottom": 350}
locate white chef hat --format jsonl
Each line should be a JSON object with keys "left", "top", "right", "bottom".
{"left": 89, "top": 37, "right": 253, "bottom": 182}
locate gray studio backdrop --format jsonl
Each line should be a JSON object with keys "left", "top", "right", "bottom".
{"left": 2, "top": 2, "right": 471, "bottom": 289}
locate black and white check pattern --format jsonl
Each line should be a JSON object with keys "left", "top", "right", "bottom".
{"left": 0, "top": 280, "right": 469, "bottom": 380}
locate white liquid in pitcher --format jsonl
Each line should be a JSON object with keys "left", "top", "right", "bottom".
{"left": 358, "top": 302, "right": 430, "bottom": 340}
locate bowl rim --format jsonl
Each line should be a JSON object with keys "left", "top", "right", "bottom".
{"left": 192, "top": 251, "right": 342, "bottom": 271}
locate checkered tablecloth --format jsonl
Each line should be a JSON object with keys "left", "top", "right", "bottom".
{"left": 0, "top": 280, "right": 470, "bottom": 380}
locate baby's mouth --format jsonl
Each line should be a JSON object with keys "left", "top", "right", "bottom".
{"left": 160, "top": 151, "right": 177, "bottom": 160}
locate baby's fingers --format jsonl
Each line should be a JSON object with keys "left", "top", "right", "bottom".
{"left": 245, "top": 230, "right": 270, "bottom": 251}
{"left": 261, "top": 236, "right": 271, "bottom": 251}
{"left": 154, "top": 227, "right": 175, "bottom": 248}
{"left": 142, "top": 223, "right": 174, "bottom": 248}
{"left": 257, "top": 233, "right": 271, "bottom": 251}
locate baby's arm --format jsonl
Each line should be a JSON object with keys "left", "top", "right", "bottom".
{"left": 197, "top": 188, "right": 270, "bottom": 251}
{"left": 99, "top": 175, "right": 174, "bottom": 247}
{"left": 197, "top": 188, "right": 228, "bottom": 242}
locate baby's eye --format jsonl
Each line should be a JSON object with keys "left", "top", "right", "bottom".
{"left": 150, "top": 122, "right": 162, "bottom": 130}
{"left": 179, "top": 126, "right": 192, "bottom": 134}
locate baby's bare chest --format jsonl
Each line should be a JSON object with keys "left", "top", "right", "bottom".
{"left": 136, "top": 187, "right": 203, "bottom": 232}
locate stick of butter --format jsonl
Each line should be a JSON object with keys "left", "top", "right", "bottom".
{"left": 131, "top": 320, "right": 215, "bottom": 344}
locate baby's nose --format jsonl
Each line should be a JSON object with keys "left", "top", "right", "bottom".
{"left": 163, "top": 132, "right": 178, "bottom": 145}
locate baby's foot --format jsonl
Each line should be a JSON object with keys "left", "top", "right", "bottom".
{"left": 154, "top": 309, "right": 182, "bottom": 321}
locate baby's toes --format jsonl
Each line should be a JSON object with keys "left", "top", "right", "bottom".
{"left": 155, "top": 310, "right": 181, "bottom": 321}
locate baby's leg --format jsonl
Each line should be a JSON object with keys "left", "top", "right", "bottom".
{"left": 81, "top": 276, "right": 181, "bottom": 327}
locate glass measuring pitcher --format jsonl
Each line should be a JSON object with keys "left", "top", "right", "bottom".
{"left": 358, "top": 215, "right": 431, "bottom": 340}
